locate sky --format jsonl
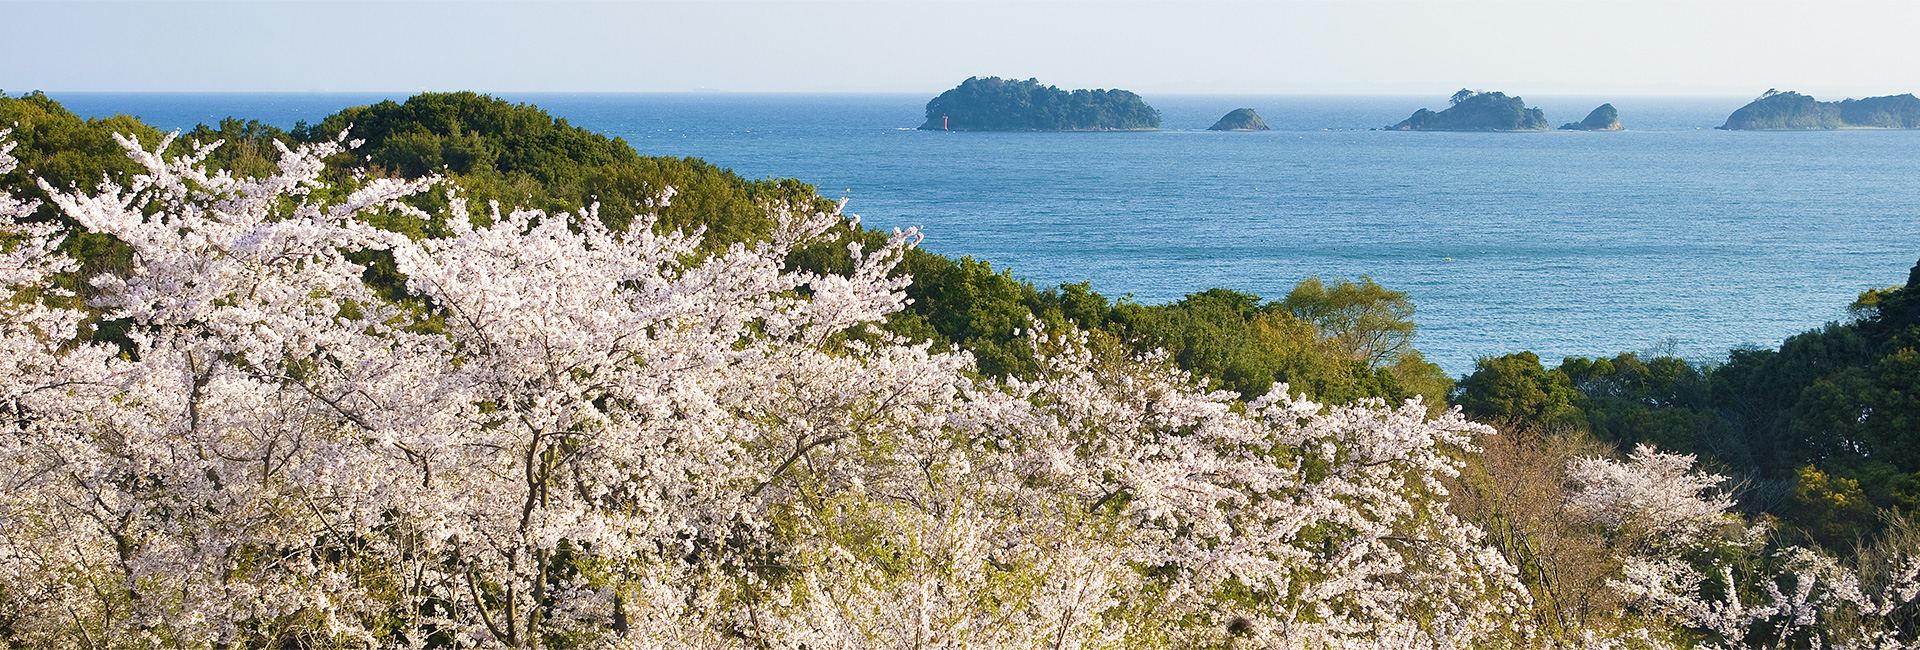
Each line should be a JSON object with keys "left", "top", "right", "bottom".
{"left": 3, "top": 0, "right": 1918, "bottom": 96}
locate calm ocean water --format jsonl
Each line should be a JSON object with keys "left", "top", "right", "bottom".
{"left": 48, "top": 92, "right": 1920, "bottom": 376}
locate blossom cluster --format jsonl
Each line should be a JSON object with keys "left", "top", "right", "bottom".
{"left": 1569, "top": 446, "right": 1920, "bottom": 649}
{"left": 0, "top": 129, "right": 1550, "bottom": 650}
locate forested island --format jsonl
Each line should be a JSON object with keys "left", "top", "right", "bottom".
{"left": 1388, "top": 89, "right": 1549, "bottom": 131}
{"left": 918, "top": 76, "right": 1161, "bottom": 131}
{"left": 1721, "top": 89, "right": 1920, "bottom": 129}
{"left": 1560, "top": 103, "right": 1623, "bottom": 130}
{"left": 4, "top": 90, "right": 1920, "bottom": 648}
{"left": 1207, "top": 107, "right": 1269, "bottom": 131}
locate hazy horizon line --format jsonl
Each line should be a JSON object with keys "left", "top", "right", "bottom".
{"left": 20, "top": 89, "right": 1776, "bottom": 98}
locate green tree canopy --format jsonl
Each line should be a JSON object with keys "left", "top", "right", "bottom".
{"left": 919, "top": 76, "right": 1161, "bottom": 131}
{"left": 1389, "top": 90, "right": 1549, "bottom": 131}
{"left": 1280, "top": 276, "right": 1417, "bottom": 369}
{"left": 1455, "top": 352, "right": 1582, "bottom": 429}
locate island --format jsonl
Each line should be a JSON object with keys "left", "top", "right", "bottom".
{"left": 1560, "top": 104, "right": 1623, "bottom": 131}
{"left": 918, "top": 76, "right": 1161, "bottom": 131}
{"left": 1387, "top": 89, "right": 1548, "bottom": 131}
{"left": 1207, "top": 108, "right": 1269, "bottom": 131}
{"left": 1719, "top": 89, "right": 1920, "bottom": 130}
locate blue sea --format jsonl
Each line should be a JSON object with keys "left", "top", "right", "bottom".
{"left": 47, "top": 92, "right": 1920, "bottom": 376}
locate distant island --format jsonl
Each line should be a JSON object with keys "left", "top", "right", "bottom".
{"left": 1720, "top": 89, "right": 1920, "bottom": 130}
{"left": 1208, "top": 108, "right": 1269, "bottom": 131}
{"left": 1560, "top": 104, "right": 1622, "bottom": 131}
{"left": 1388, "top": 89, "right": 1548, "bottom": 131}
{"left": 919, "top": 77, "right": 1161, "bottom": 131}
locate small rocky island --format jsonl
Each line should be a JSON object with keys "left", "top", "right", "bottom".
{"left": 1720, "top": 89, "right": 1920, "bottom": 130}
{"left": 919, "top": 76, "right": 1161, "bottom": 131}
{"left": 1388, "top": 89, "right": 1548, "bottom": 131}
{"left": 1560, "top": 104, "right": 1623, "bottom": 131}
{"left": 1207, "top": 108, "right": 1269, "bottom": 131}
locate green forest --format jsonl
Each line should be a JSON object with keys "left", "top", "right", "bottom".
{"left": 1390, "top": 89, "right": 1551, "bottom": 131}
{"left": 917, "top": 76, "right": 1161, "bottom": 131}
{"left": 1720, "top": 89, "right": 1920, "bottom": 130}
{"left": 1458, "top": 266, "right": 1920, "bottom": 550}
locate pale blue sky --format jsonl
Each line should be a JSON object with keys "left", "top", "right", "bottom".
{"left": 3, "top": 0, "right": 1917, "bottom": 96}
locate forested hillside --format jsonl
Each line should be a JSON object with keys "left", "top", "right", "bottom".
{"left": 1720, "top": 89, "right": 1920, "bottom": 130}
{"left": 918, "top": 76, "right": 1161, "bottom": 131}
{"left": 1457, "top": 261, "right": 1920, "bottom": 549}
{"left": 1388, "top": 89, "right": 1550, "bottom": 131}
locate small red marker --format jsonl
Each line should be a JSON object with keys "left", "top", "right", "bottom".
{"left": 943, "top": 115, "right": 949, "bottom": 130}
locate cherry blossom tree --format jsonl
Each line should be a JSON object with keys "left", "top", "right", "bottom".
{"left": 0, "top": 129, "right": 132, "bottom": 649}
{"left": 1567, "top": 444, "right": 1741, "bottom": 557}
{"left": 705, "top": 329, "right": 1531, "bottom": 649}
{"left": 1, "top": 127, "right": 1540, "bottom": 650}
{"left": 1571, "top": 446, "right": 1920, "bottom": 649}
{"left": 4, "top": 130, "right": 450, "bottom": 648}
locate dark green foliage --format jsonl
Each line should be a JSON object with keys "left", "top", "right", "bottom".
{"left": 1455, "top": 352, "right": 1582, "bottom": 429}
{"left": 1719, "top": 89, "right": 1920, "bottom": 130}
{"left": 1560, "top": 353, "right": 1732, "bottom": 464}
{"left": 825, "top": 238, "right": 1454, "bottom": 406}
{"left": 1104, "top": 287, "right": 1453, "bottom": 407}
{"left": 1388, "top": 90, "right": 1549, "bottom": 131}
{"left": 791, "top": 222, "right": 1451, "bottom": 406}
{"left": 1838, "top": 94, "right": 1920, "bottom": 128}
{"left": 1558, "top": 104, "right": 1622, "bottom": 131}
{"left": 182, "top": 118, "right": 298, "bottom": 178}
{"left": 0, "top": 91, "right": 173, "bottom": 320}
{"left": 1715, "top": 325, "right": 1877, "bottom": 473}
{"left": 872, "top": 252, "right": 1454, "bottom": 407}
{"left": 896, "top": 252, "right": 1047, "bottom": 378}
{"left": 295, "top": 92, "right": 810, "bottom": 248}
{"left": 1720, "top": 90, "right": 1842, "bottom": 130}
{"left": 1457, "top": 260, "right": 1920, "bottom": 549}
{"left": 918, "top": 77, "right": 1161, "bottom": 131}
{"left": 1207, "top": 108, "right": 1268, "bottom": 131}
{"left": 298, "top": 92, "right": 633, "bottom": 180}
{"left": 1108, "top": 289, "right": 1285, "bottom": 395}
{"left": 0, "top": 91, "right": 166, "bottom": 222}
